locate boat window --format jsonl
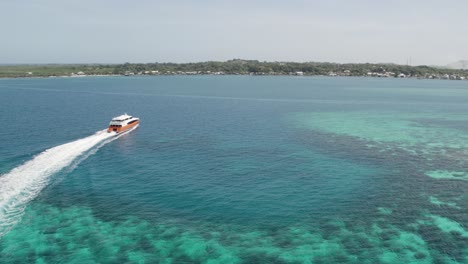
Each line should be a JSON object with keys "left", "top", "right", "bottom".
{"left": 128, "top": 120, "right": 138, "bottom": 124}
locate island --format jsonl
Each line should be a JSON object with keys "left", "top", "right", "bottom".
{"left": 1, "top": 59, "right": 467, "bottom": 80}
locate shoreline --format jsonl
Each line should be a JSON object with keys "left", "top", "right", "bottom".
{"left": 0, "top": 73, "right": 467, "bottom": 81}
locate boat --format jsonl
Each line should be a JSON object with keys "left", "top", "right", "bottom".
{"left": 107, "top": 113, "right": 139, "bottom": 133}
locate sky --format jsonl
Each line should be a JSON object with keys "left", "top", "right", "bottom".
{"left": 1, "top": 0, "right": 467, "bottom": 65}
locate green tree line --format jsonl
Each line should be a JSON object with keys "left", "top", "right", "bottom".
{"left": 0, "top": 60, "right": 467, "bottom": 78}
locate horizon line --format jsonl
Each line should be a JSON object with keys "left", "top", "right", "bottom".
{"left": 1, "top": 59, "right": 462, "bottom": 67}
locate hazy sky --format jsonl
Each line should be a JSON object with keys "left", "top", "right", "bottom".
{"left": 1, "top": 0, "right": 467, "bottom": 65}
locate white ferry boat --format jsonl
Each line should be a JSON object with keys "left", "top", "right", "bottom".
{"left": 107, "top": 114, "right": 139, "bottom": 133}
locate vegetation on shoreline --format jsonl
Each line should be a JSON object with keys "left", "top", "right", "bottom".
{"left": 1, "top": 59, "right": 467, "bottom": 80}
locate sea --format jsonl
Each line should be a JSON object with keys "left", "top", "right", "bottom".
{"left": 0, "top": 76, "right": 468, "bottom": 263}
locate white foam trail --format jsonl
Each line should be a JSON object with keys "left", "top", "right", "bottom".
{"left": 0, "top": 127, "right": 137, "bottom": 237}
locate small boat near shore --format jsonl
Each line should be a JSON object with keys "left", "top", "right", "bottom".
{"left": 107, "top": 113, "right": 139, "bottom": 133}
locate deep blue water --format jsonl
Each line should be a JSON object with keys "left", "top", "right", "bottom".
{"left": 1, "top": 76, "right": 468, "bottom": 263}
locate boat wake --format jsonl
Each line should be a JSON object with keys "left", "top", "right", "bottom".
{"left": 0, "top": 128, "right": 136, "bottom": 238}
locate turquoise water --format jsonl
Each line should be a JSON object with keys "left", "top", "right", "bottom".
{"left": 1, "top": 76, "right": 468, "bottom": 263}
